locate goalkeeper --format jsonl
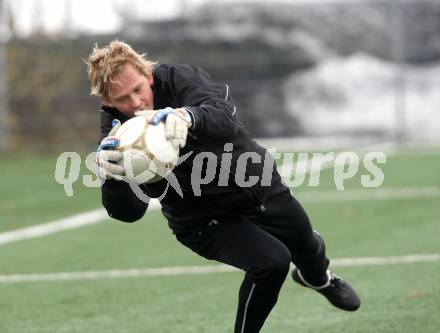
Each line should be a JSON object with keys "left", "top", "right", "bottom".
{"left": 87, "top": 40, "right": 360, "bottom": 333}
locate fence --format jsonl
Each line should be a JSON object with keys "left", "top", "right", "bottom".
{"left": 1, "top": 0, "right": 439, "bottom": 153}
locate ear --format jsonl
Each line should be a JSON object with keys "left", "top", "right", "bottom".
{"left": 101, "top": 97, "right": 114, "bottom": 108}
{"left": 147, "top": 73, "right": 154, "bottom": 86}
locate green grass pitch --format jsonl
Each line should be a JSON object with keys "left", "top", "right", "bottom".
{"left": 0, "top": 146, "right": 439, "bottom": 332}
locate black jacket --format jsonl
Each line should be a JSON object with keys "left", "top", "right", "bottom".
{"left": 100, "top": 64, "right": 288, "bottom": 231}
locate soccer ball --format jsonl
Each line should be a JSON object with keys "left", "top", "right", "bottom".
{"left": 114, "top": 116, "right": 179, "bottom": 184}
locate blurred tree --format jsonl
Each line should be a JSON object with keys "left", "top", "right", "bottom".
{"left": 29, "top": 0, "right": 46, "bottom": 38}
{"left": 60, "top": 0, "right": 73, "bottom": 37}
{"left": 0, "top": 0, "right": 10, "bottom": 151}
{"left": 1, "top": 0, "right": 16, "bottom": 39}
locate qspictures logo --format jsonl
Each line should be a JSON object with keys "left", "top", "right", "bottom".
{"left": 54, "top": 144, "right": 386, "bottom": 203}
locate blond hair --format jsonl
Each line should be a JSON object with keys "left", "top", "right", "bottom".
{"left": 86, "top": 40, "right": 157, "bottom": 99}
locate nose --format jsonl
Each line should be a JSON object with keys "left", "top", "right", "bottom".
{"left": 131, "top": 95, "right": 142, "bottom": 110}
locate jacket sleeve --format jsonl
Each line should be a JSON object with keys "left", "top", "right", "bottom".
{"left": 99, "top": 110, "right": 148, "bottom": 223}
{"left": 173, "top": 65, "right": 240, "bottom": 140}
{"left": 102, "top": 179, "right": 148, "bottom": 222}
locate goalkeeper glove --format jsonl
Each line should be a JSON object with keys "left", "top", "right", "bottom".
{"left": 135, "top": 107, "right": 192, "bottom": 149}
{"left": 96, "top": 119, "right": 125, "bottom": 180}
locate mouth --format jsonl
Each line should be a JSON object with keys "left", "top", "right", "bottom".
{"left": 131, "top": 106, "right": 145, "bottom": 115}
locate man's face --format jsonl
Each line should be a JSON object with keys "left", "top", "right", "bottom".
{"left": 104, "top": 63, "right": 154, "bottom": 117}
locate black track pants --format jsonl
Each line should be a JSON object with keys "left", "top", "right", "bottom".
{"left": 175, "top": 191, "right": 329, "bottom": 333}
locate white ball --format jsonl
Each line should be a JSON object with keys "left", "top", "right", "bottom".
{"left": 114, "top": 116, "right": 179, "bottom": 184}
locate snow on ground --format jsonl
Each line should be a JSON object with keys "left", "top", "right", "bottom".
{"left": 284, "top": 53, "right": 440, "bottom": 139}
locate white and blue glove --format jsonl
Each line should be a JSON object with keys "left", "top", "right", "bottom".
{"left": 96, "top": 119, "right": 124, "bottom": 180}
{"left": 135, "top": 107, "right": 192, "bottom": 149}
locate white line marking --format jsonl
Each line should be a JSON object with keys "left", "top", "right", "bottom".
{"left": 0, "top": 200, "right": 161, "bottom": 245}
{"left": 297, "top": 186, "right": 440, "bottom": 203}
{"left": 0, "top": 209, "right": 108, "bottom": 245}
{"left": 0, "top": 254, "right": 438, "bottom": 284}
{"left": 331, "top": 254, "right": 440, "bottom": 267}
{"left": 0, "top": 265, "right": 237, "bottom": 283}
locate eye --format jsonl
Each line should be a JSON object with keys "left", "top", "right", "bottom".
{"left": 116, "top": 96, "right": 128, "bottom": 103}
{"left": 134, "top": 84, "right": 143, "bottom": 94}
